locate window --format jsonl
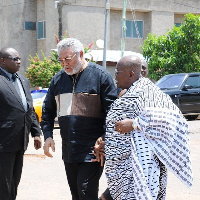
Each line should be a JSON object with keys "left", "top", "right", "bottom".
{"left": 24, "top": 22, "right": 36, "bottom": 30}
{"left": 156, "top": 75, "right": 185, "bottom": 89}
{"left": 175, "top": 23, "right": 182, "bottom": 27}
{"left": 126, "top": 20, "right": 143, "bottom": 38}
{"left": 37, "top": 21, "right": 46, "bottom": 39}
{"left": 184, "top": 75, "right": 200, "bottom": 89}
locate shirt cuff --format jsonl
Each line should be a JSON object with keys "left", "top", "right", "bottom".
{"left": 44, "top": 131, "right": 53, "bottom": 140}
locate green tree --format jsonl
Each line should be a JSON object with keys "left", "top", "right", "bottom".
{"left": 142, "top": 13, "right": 200, "bottom": 81}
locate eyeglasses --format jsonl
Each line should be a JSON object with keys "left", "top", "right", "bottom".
{"left": 115, "top": 69, "right": 133, "bottom": 75}
{"left": 5, "top": 57, "right": 21, "bottom": 61}
{"left": 58, "top": 53, "right": 77, "bottom": 64}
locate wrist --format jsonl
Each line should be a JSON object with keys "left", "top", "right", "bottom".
{"left": 132, "top": 119, "right": 139, "bottom": 130}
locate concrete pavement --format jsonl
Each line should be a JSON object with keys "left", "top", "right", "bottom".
{"left": 16, "top": 119, "right": 200, "bottom": 200}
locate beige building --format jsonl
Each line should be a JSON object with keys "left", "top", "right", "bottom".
{"left": 0, "top": 0, "right": 200, "bottom": 75}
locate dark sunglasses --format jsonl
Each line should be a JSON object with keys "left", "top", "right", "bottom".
{"left": 5, "top": 57, "right": 21, "bottom": 61}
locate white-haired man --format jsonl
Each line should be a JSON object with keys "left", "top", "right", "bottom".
{"left": 42, "top": 38, "right": 118, "bottom": 200}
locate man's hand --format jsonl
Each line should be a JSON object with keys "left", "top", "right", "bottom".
{"left": 43, "top": 137, "right": 55, "bottom": 157}
{"left": 34, "top": 136, "right": 42, "bottom": 150}
{"left": 115, "top": 119, "right": 134, "bottom": 134}
{"left": 91, "top": 137, "right": 105, "bottom": 166}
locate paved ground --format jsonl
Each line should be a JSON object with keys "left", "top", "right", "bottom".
{"left": 16, "top": 119, "right": 200, "bottom": 200}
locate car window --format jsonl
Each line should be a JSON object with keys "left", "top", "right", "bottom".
{"left": 184, "top": 75, "right": 200, "bottom": 89}
{"left": 156, "top": 75, "right": 185, "bottom": 89}
{"left": 31, "top": 92, "right": 47, "bottom": 99}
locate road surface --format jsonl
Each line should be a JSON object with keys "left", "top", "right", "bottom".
{"left": 16, "top": 119, "right": 200, "bottom": 200}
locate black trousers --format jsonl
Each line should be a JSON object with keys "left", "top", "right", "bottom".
{"left": 0, "top": 149, "right": 24, "bottom": 200}
{"left": 64, "top": 162, "right": 103, "bottom": 200}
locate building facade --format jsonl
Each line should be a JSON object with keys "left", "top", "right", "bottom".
{"left": 0, "top": 0, "right": 200, "bottom": 75}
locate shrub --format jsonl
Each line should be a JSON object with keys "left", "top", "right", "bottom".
{"left": 25, "top": 50, "right": 62, "bottom": 88}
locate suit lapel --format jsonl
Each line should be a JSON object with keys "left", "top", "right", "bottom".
{"left": 0, "top": 70, "right": 25, "bottom": 110}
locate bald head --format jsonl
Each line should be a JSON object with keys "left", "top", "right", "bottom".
{"left": 0, "top": 47, "right": 21, "bottom": 73}
{"left": 115, "top": 55, "right": 142, "bottom": 89}
{"left": 117, "top": 55, "right": 142, "bottom": 77}
{"left": 0, "top": 48, "right": 18, "bottom": 59}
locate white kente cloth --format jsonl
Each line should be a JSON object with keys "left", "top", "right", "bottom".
{"left": 105, "top": 77, "right": 193, "bottom": 200}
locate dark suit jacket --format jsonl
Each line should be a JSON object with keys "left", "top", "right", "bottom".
{"left": 0, "top": 68, "right": 42, "bottom": 152}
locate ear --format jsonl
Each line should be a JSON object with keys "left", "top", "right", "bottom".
{"left": 130, "top": 71, "right": 134, "bottom": 77}
{"left": 0, "top": 58, "right": 5, "bottom": 64}
{"left": 79, "top": 50, "right": 84, "bottom": 59}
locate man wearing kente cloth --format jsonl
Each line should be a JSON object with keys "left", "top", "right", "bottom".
{"left": 103, "top": 55, "right": 192, "bottom": 200}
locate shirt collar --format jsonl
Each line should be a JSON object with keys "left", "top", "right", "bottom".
{"left": 0, "top": 66, "right": 14, "bottom": 81}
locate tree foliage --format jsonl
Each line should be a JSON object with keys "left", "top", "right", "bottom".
{"left": 142, "top": 13, "right": 200, "bottom": 81}
{"left": 25, "top": 51, "right": 62, "bottom": 88}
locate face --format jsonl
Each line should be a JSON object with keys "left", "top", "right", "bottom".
{"left": 141, "top": 62, "right": 148, "bottom": 77}
{"left": 58, "top": 48, "right": 82, "bottom": 75}
{"left": 115, "top": 66, "right": 132, "bottom": 89}
{"left": 1, "top": 49, "right": 21, "bottom": 74}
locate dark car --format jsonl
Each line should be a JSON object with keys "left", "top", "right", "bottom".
{"left": 156, "top": 72, "right": 200, "bottom": 120}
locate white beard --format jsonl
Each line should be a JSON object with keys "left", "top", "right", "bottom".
{"left": 64, "top": 61, "right": 82, "bottom": 75}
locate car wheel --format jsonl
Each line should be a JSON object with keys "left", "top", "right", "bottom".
{"left": 185, "top": 115, "right": 198, "bottom": 121}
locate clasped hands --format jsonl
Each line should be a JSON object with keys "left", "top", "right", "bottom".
{"left": 92, "top": 118, "right": 134, "bottom": 166}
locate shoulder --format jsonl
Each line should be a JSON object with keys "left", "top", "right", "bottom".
{"left": 128, "top": 77, "right": 154, "bottom": 95}
{"left": 52, "top": 69, "right": 64, "bottom": 78}
{"left": 50, "top": 69, "right": 66, "bottom": 83}
{"left": 134, "top": 77, "right": 155, "bottom": 88}
{"left": 87, "top": 62, "right": 112, "bottom": 77}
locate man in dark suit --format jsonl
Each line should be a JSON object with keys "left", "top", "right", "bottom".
{"left": 0, "top": 47, "right": 42, "bottom": 200}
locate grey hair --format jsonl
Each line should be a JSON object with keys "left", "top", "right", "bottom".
{"left": 57, "top": 38, "right": 84, "bottom": 55}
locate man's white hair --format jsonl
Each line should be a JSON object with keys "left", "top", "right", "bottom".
{"left": 57, "top": 38, "right": 84, "bottom": 55}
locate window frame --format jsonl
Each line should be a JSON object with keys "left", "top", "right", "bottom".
{"left": 24, "top": 21, "right": 36, "bottom": 31}
{"left": 125, "top": 20, "right": 144, "bottom": 39}
{"left": 37, "top": 20, "right": 46, "bottom": 40}
{"left": 184, "top": 75, "right": 200, "bottom": 89}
